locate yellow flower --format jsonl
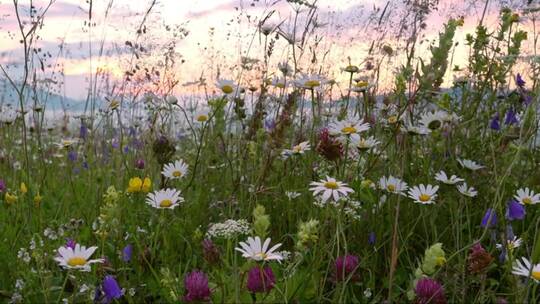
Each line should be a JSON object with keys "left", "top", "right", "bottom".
{"left": 127, "top": 177, "right": 143, "bottom": 193}
{"left": 142, "top": 177, "right": 152, "bottom": 193}
{"left": 5, "top": 192, "right": 18, "bottom": 204}
{"left": 20, "top": 182, "right": 28, "bottom": 194}
{"left": 34, "top": 193, "right": 43, "bottom": 207}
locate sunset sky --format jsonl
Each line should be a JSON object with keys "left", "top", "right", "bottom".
{"left": 0, "top": 0, "right": 538, "bottom": 101}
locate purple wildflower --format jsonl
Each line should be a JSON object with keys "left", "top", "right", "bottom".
{"left": 368, "top": 232, "right": 376, "bottom": 246}
{"left": 490, "top": 114, "right": 500, "bottom": 131}
{"left": 183, "top": 270, "right": 211, "bottom": 302}
{"left": 79, "top": 123, "right": 88, "bottom": 140}
{"left": 481, "top": 208, "right": 498, "bottom": 228}
{"left": 135, "top": 158, "right": 145, "bottom": 170}
{"left": 122, "top": 244, "right": 133, "bottom": 263}
{"left": 504, "top": 108, "right": 518, "bottom": 125}
{"left": 65, "top": 239, "right": 76, "bottom": 250}
{"left": 506, "top": 200, "right": 525, "bottom": 221}
{"left": 415, "top": 277, "right": 447, "bottom": 304}
{"left": 334, "top": 255, "right": 360, "bottom": 282}
{"left": 102, "top": 275, "right": 123, "bottom": 303}
{"left": 67, "top": 150, "right": 78, "bottom": 162}
{"left": 246, "top": 266, "right": 276, "bottom": 294}
{"left": 0, "top": 179, "right": 5, "bottom": 192}
{"left": 516, "top": 73, "right": 525, "bottom": 87}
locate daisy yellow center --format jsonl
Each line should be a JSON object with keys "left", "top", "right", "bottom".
{"left": 388, "top": 116, "right": 398, "bottom": 124}
{"left": 324, "top": 181, "right": 339, "bottom": 190}
{"left": 293, "top": 145, "right": 302, "bottom": 153}
{"left": 196, "top": 115, "right": 208, "bottom": 122}
{"left": 355, "top": 81, "right": 368, "bottom": 87}
{"left": 255, "top": 252, "right": 268, "bottom": 259}
{"left": 221, "top": 85, "right": 233, "bottom": 94}
{"left": 172, "top": 171, "right": 182, "bottom": 177}
{"left": 341, "top": 126, "right": 357, "bottom": 134}
{"left": 305, "top": 80, "right": 320, "bottom": 88}
{"left": 428, "top": 120, "right": 442, "bottom": 130}
{"left": 387, "top": 184, "right": 396, "bottom": 192}
{"left": 276, "top": 83, "right": 285, "bottom": 89}
{"left": 160, "top": 199, "right": 173, "bottom": 207}
{"left": 523, "top": 197, "right": 532, "bottom": 205}
{"left": 419, "top": 194, "right": 431, "bottom": 202}
{"left": 532, "top": 271, "right": 540, "bottom": 281}
{"left": 67, "top": 257, "right": 87, "bottom": 267}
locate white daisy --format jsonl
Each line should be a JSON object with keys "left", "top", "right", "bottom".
{"left": 270, "top": 77, "right": 287, "bottom": 89}
{"left": 514, "top": 188, "right": 540, "bottom": 205}
{"left": 294, "top": 74, "right": 326, "bottom": 90}
{"left": 216, "top": 79, "right": 239, "bottom": 95}
{"left": 145, "top": 188, "right": 184, "bottom": 209}
{"left": 419, "top": 110, "right": 448, "bottom": 131}
{"left": 349, "top": 80, "right": 372, "bottom": 93}
{"left": 496, "top": 236, "right": 523, "bottom": 251}
{"left": 56, "top": 138, "right": 78, "bottom": 149}
{"left": 378, "top": 176, "right": 408, "bottom": 195}
{"left": 285, "top": 191, "right": 301, "bottom": 200}
{"left": 456, "top": 183, "right": 477, "bottom": 197}
{"left": 281, "top": 141, "right": 311, "bottom": 159}
{"left": 328, "top": 117, "right": 370, "bottom": 141}
{"left": 194, "top": 112, "right": 210, "bottom": 123}
{"left": 351, "top": 136, "right": 379, "bottom": 151}
{"left": 54, "top": 244, "right": 103, "bottom": 272}
{"left": 402, "top": 123, "right": 431, "bottom": 135}
{"left": 408, "top": 184, "right": 439, "bottom": 204}
{"left": 309, "top": 176, "right": 354, "bottom": 203}
{"left": 162, "top": 160, "right": 189, "bottom": 179}
{"left": 435, "top": 171, "right": 464, "bottom": 185}
{"left": 166, "top": 95, "right": 178, "bottom": 105}
{"left": 458, "top": 158, "right": 484, "bottom": 171}
{"left": 235, "top": 236, "right": 283, "bottom": 262}
{"left": 512, "top": 257, "right": 540, "bottom": 282}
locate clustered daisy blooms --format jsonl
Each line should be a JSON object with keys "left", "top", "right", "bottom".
{"left": 378, "top": 176, "right": 408, "bottom": 195}
{"left": 434, "top": 171, "right": 464, "bottom": 185}
{"left": 146, "top": 188, "right": 184, "bottom": 209}
{"left": 512, "top": 257, "right": 540, "bottom": 282}
{"left": 514, "top": 188, "right": 540, "bottom": 205}
{"left": 162, "top": 160, "right": 189, "bottom": 179}
{"left": 235, "top": 236, "right": 283, "bottom": 262}
{"left": 309, "top": 177, "right": 354, "bottom": 203}
{"left": 328, "top": 117, "right": 370, "bottom": 141}
{"left": 281, "top": 141, "right": 311, "bottom": 159}
{"left": 458, "top": 158, "right": 484, "bottom": 171}
{"left": 55, "top": 244, "right": 103, "bottom": 272}
{"left": 408, "top": 184, "right": 439, "bottom": 204}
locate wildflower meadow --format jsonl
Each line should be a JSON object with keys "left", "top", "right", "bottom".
{"left": 1, "top": 0, "right": 540, "bottom": 303}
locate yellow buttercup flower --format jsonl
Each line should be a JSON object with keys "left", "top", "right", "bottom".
{"left": 127, "top": 177, "right": 143, "bottom": 193}
{"left": 142, "top": 177, "right": 152, "bottom": 193}
{"left": 20, "top": 182, "right": 28, "bottom": 194}
{"left": 127, "top": 177, "right": 152, "bottom": 193}
{"left": 5, "top": 192, "right": 18, "bottom": 204}
{"left": 34, "top": 193, "right": 43, "bottom": 207}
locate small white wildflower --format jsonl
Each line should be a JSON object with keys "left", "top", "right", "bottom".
{"left": 286, "top": 191, "right": 301, "bottom": 200}
{"left": 206, "top": 219, "right": 250, "bottom": 239}
{"left": 17, "top": 248, "right": 31, "bottom": 263}
{"left": 15, "top": 279, "right": 24, "bottom": 290}
{"left": 364, "top": 288, "right": 372, "bottom": 298}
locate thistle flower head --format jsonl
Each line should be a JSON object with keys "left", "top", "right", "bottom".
{"left": 334, "top": 255, "right": 360, "bottom": 282}
{"left": 246, "top": 265, "right": 275, "bottom": 294}
{"left": 183, "top": 271, "right": 211, "bottom": 302}
{"left": 414, "top": 277, "right": 446, "bottom": 304}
